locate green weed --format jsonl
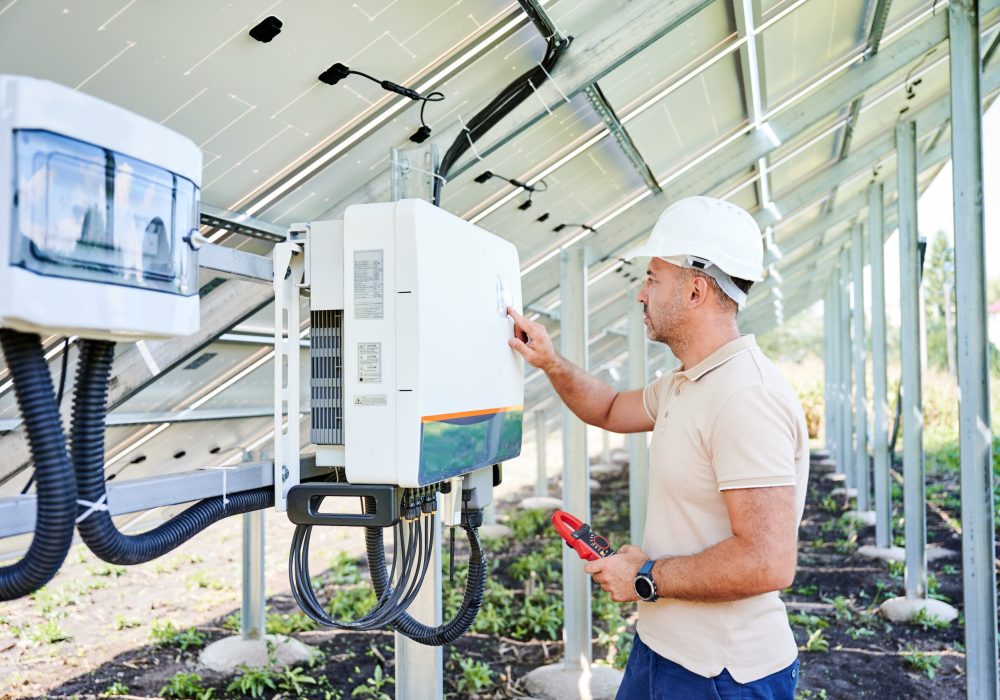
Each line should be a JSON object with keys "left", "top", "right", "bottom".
{"left": 350, "top": 664, "right": 393, "bottom": 699}
{"left": 452, "top": 657, "right": 493, "bottom": 695}
{"left": 803, "top": 628, "right": 829, "bottom": 652}
{"left": 98, "top": 681, "right": 130, "bottom": 697}
{"left": 911, "top": 607, "right": 950, "bottom": 631}
{"left": 160, "top": 672, "right": 214, "bottom": 699}
{"left": 227, "top": 664, "right": 278, "bottom": 699}
{"left": 507, "top": 508, "right": 550, "bottom": 539}
{"left": 150, "top": 620, "right": 207, "bottom": 651}
{"left": 902, "top": 647, "right": 942, "bottom": 679}
{"left": 87, "top": 563, "right": 126, "bottom": 578}
{"left": 113, "top": 614, "right": 140, "bottom": 631}
{"left": 28, "top": 620, "right": 71, "bottom": 644}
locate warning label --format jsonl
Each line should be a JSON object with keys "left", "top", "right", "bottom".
{"left": 357, "top": 342, "right": 382, "bottom": 383}
{"left": 354, "top": 249, "right": 384, "bottom": 320}
{"left": 353, "top": 394, "right": 387, "bottom": 407}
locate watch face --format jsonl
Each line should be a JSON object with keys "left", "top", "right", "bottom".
{"left": 635, "top": 576, "right": 654, "bottom": 600}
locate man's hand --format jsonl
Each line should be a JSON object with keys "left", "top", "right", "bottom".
{"left": 507, "top": 306, "right": 558, "bottom": 372}
{"left": 584, "top": 544, "right": 648, "bottom": 603}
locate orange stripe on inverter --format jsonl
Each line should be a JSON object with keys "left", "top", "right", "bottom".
{"left": 421, "top": 405, "right": 523, "bottom": 423}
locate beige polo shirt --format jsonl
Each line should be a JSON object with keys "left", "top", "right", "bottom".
{"left": 637, "top": 335, "right": 809, "bottom": 683}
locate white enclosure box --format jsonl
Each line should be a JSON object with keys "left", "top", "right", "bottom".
{"left": 0, "top": 75, "right": 201, "bottom": 340}
{"left": 338, "top": 199, "right": 523, "bottom": 486}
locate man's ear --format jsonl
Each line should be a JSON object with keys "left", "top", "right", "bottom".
{"left": 688, "top": 275, "right": 711, "bottom": 307}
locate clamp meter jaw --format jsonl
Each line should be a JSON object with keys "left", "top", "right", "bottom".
{"left": 551, "top": 510, "right": 615, "bottom": 561}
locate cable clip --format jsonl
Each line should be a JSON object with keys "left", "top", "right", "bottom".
{"left": 537, "top": 63, "right": 571, "bottom": 105}
{"left": 395, "top": 158, "right": 447, "bottom": 186}
{"left": 456, "top": 114, "right": 484, "bottom": 162}
{"left": 76, "top": 493, "right": 110, "bottom": 524}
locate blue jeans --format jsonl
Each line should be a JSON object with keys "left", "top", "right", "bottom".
{"left": 616, "top": 634, "right": 799, "bottom": 699}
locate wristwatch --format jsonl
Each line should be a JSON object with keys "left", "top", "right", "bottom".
{"left": 634, "top": 560, "right": 659, "bottom": 602}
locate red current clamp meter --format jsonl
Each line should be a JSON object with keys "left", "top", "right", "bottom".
{"left": 551, "top": 510, "right": 615, "bottom": 561}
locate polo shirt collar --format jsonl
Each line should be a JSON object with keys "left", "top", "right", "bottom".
{"left": 676, "top": 335, "right": 758, "bottom": 382}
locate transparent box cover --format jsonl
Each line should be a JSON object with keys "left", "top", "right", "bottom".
{"left": 10, "top": 130, "right": 199, "bottom": 296}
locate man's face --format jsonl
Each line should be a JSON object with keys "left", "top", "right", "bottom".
{"left": 636, "top": 257, "right": 687, "bottom": 345}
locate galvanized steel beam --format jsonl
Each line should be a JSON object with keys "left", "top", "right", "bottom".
{"left": 850, "top": 224, "right": 871, "bottom": 512}
{"left": 627, "top": 297, "right": 649, "bottom": 545}
{"left": 896, "top": 120, "right": 928, "bottom": 601}
{"left": 868, "top": 183, "right": 893, "bottom": 548}
{"left": 948, "top": 1, "right": 999, "bottom": 695}
{"left": 560, "top": 246, "right": 591, "bottom": 668}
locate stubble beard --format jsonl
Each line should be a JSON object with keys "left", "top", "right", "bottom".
{"left": 643, "top": 295, "right": 685, "bottom": 348}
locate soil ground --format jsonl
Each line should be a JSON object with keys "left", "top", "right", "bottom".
{"left": 0, "top": 450, "right": 991, "bottom": 699}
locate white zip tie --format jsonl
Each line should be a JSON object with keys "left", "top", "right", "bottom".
{"left": 538, "top": 63, "right": 571, "bottom": 105}
{"left": 76, "top": 493, "right": 109, "bottom": 524}
{"left": 456, "top": 114, "right": 484, "bottom": 161}
{"left": 220, "top": 467, "right": 229, "bottom": 506}
{"left": 527, "top": 78, "right": 554, "bottom": 115}
{"left": 399, "top": 162, "right": 447, "bottom": 186}
{"left": 208, "top": 466, "right": 235, "bottom": 506}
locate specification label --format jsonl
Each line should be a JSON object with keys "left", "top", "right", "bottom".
{"left": 354, "top": 249, "right": 384, "bottom": 320}
{"left": 357, "top": 342, "right": 382, "bottom": 383}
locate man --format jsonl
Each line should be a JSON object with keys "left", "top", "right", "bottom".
{"left": 507, "top": 196, "right": 809, "bottom": 699}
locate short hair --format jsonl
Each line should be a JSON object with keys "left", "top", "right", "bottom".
{"left": 681, "top": 268, "right": 755, "bottom": 312}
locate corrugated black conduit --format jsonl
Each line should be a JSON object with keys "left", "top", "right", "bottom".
{"left": 370, "top": 504, "right": 487, "bottom": 646}
{"left": 0, "top": 329, "right": 77, "bottom": 601}
{"left": 72, "top": 339, "right": 273, "bottom": 565}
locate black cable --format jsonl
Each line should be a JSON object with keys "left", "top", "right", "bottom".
{"left": 71, "top": 339, "right": 273, "bottom": 565}
{"left": 290, "top": 502, "right": 413, "bottom": 630}
{"left": 419, "top": 91, "right": 445, "bottom": 130}
{"left": 0, "top": 330, "right": 77, "bottom": 601}
{"left": 433, "top": 31, "right": 571, "bottom": 205}
{"left": 387, "top": 507, "right": 487, "bottom": 646}
{"left": 288, "top": 493, "right": 486, "bottom": 646}
{"left": 21, "top": 337, "right": 71, "bottom": 496}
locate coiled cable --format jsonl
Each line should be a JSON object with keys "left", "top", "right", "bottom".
{"left": 288, "top": 493, "right": 486, "bottom": 645}
{"left": 0, "top": 329, "right": 77, "bottom": 601}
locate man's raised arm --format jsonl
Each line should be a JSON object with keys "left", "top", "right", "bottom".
{"left": 507, "top": 306, "right": 653, "bottom": 434}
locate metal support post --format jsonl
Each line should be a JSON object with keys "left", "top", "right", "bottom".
{"left": 948, "top": 1, "right": 999, "bottom": 695}
{"left": 838, "top": 254, "right": 855, "bottom": 491}
{"left": 850, "top": 224, "right": 871, "bottom": 512}
{"left": 391, "top": 144, "right": 443, "bottom": 700}
{"left": 273, "top": 238, "right": 304, "bottom": 512}
{"left": 241, "top": 510, "right": 266, "bottom": 640}
{"left": 824, "top": 287, "right": 836, "bottom": 457}
{"left": 560, "top": 246, "right": 591, "bottom": 669}
{"left": 829, "top": 280, "right": 844, "bottom": 476}
{"left": 535, "top": 412, "right": 548, "bottom": 497}
{"left": 627, "top": 298, "right": 649, "bottom": 545}
{"left": 896, "top": 121, "right": 927, "bottom": 600}
{"left": 600, "top": 429, "right": 611, "bottom": 465}
{"left": 868, "top": 183, "right": 892, "bottom": 548}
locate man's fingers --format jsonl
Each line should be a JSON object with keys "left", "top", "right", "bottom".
{"left": 506, "top": 306, "right": 527, "bottom": 325}
{"left": 584, "top": 560, "right": 603, "bottom": 575}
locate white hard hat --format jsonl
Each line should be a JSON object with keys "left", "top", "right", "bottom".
{"left": 628, "top": 196, "right": 764, "bottom": 282}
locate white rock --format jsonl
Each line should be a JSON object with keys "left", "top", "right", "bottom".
{"left": 199, "top": 634, "right": 313, "bottom": 674}
{"left": 522, "top": 662, "right": 624, "bottom": 700}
